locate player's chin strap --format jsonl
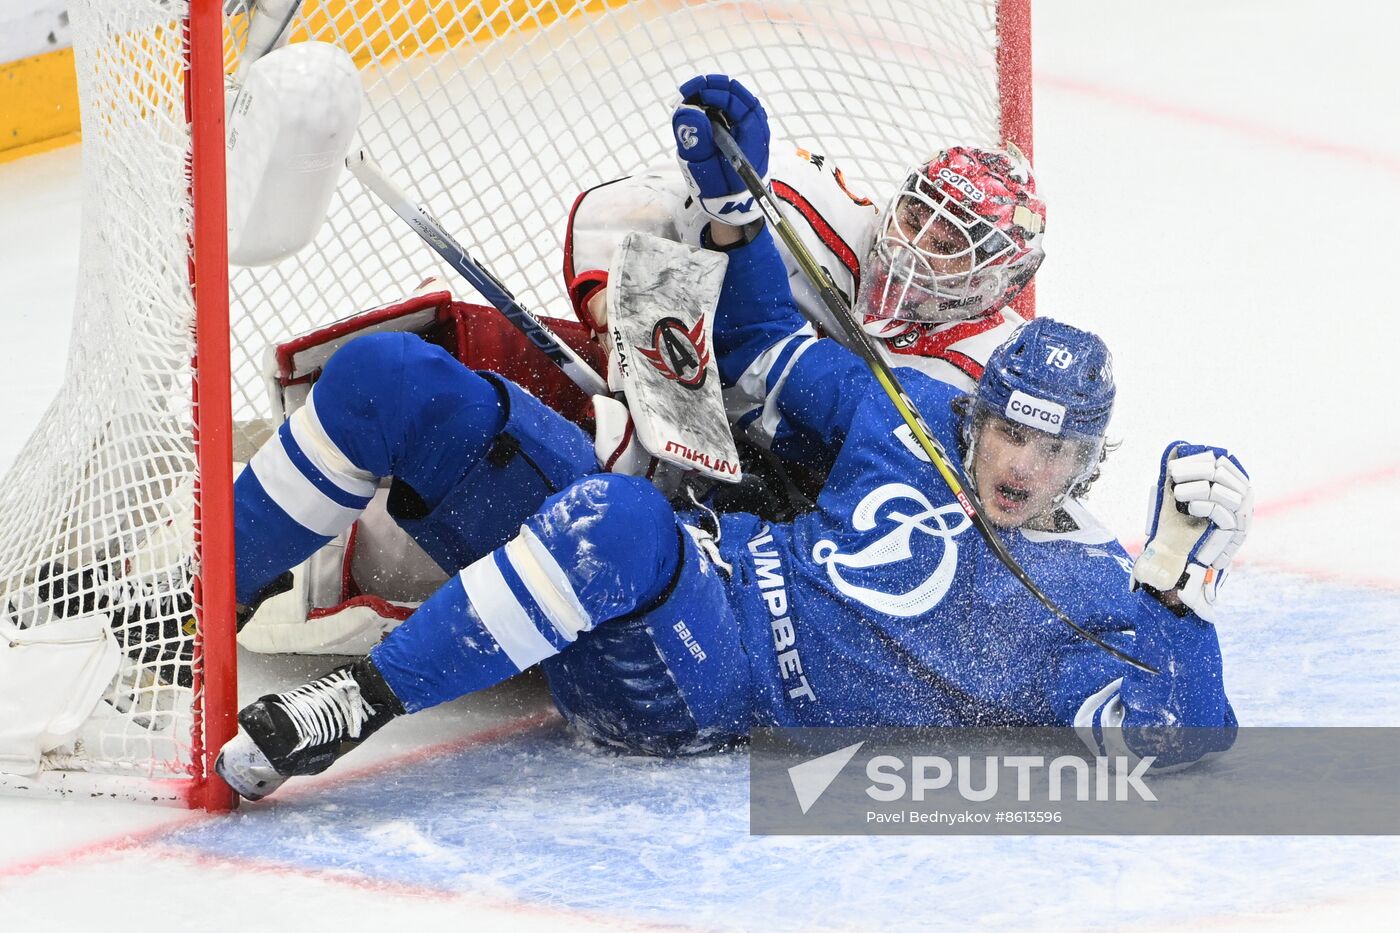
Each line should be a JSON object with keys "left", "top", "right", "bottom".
{"left": 708, "top": 118, "right": 1157, "bottom": 675}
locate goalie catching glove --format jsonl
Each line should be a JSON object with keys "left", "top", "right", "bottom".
{"left": 1132, "top": 442, "right": 1252, "bottom": 622}
{"left": 672, "top": 74, "right": 770, "bottom": 226}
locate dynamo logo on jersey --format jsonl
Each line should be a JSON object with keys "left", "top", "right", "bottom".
{"left": 811, "top": 483, "right": 973, "bottom": 617}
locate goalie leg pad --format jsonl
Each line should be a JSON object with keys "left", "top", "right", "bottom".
{"left": 0, "top": 613, "right": 122, "bottom": 777}
{"left": 227, "top": 41, "right": 363, "bottom": 266}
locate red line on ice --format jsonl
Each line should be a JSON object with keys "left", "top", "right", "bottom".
{"left": 1252, "top": 461, "right": 1400, "bottom": 520}
{"left": 1234, "top": 557, "right": 1400, "bottom": 595}
{"left": 0, "top": 711, "right": 554, "bottom": 879}
{"left": 1038, "top": 73, "right": 1400, "bottom": 178}
{"left": 138, "top": 845, "right": 685, "bottom": 930}
{"left": 0, "top": 812, "right": 207, "bottom": 881}
{"left": 255, "top": 708, "right": 561, "bottom": 806}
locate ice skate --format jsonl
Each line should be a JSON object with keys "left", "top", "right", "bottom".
{"left": 215, "top": 658, "right": 404, "bottom": 801}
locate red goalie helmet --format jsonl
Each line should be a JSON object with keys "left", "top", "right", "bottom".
{"left": 857, "top": 144, "right": 1046, "bottom": 335}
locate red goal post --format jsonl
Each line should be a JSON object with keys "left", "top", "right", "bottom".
{"left": 0, "top": 0, "right": 1032, "bottom": 810}
{"left": 996, "top": 0, "right": 1035, "bottom": 318}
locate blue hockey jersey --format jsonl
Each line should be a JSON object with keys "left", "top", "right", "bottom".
{"left": 708, "top": 229, "right": 1236, "bottom": 765}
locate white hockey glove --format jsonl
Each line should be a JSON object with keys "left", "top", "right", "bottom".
{"left": 1132, "top": 442, "right": 1253, "bottom": 623}
{"left": 672, "top": 74, "right": 770, "bottom": 226}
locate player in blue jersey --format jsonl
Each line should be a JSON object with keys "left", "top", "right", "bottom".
{"left": 215, "top": 81, "right": 1251, "bottom": 802}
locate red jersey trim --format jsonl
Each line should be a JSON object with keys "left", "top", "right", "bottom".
{"left": 568, "top": 270, "right": 610, "bottom": 334}
{"left": 883, "top": 314, "right": 1001, "bottom": 381}
{"left": 771, "top": 179, "right": 861, "bottom": 288}
{"left": 941, "top": 349, "right": 984, "bottom": 381}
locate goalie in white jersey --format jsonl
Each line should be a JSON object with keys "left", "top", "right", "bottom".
{"left": 562, "top": 76, "right": 1048, "bottom": 391}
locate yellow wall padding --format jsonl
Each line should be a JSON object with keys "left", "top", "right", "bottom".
{"left": 0, "top": 48, "right": 80, "bottom": 162}
{"left": 2, "top": 1, "right": 635, "bottom": 164}
{"left": 285, "top": 0, "right": 631, "bottom": 68}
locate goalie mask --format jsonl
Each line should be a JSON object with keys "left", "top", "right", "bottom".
{"left": 858, "top": 145, "right": 1045, "bottom": 339}
{"left": 962, "top": 318, "right": 1114, "bottom": 526}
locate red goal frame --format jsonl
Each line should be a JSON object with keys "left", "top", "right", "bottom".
{"left": 997, "top": 0, "right": 1036, "bottom": 319}
{"left": 189, "top": 0, "right": 237, "bottom": 812}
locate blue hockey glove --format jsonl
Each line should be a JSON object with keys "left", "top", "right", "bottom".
{"left": 1132, "top": 442, "right": 1252, "bottom": 622}
{"left": 672, "top": 74, "right": 770, "bottom": 225}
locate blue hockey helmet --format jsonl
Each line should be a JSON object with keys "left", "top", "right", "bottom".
{"left": 974, "top": 318, "right": 1115, "bottom": 442}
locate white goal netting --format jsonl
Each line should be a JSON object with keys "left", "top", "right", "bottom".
{"left": 0, "top": 0, "right": 1016, "bottom": 804}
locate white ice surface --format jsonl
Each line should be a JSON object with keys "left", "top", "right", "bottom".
{"left": 3, "top": 1, "right": 1400, "bottom": 929}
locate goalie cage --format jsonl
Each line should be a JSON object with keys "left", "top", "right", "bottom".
{"left": 0, "top": 0, "right": 1033, "bottom": 809}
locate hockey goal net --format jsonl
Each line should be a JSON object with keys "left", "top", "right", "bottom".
{"left": 0, "top": 0, "right": 1030, "bottom": 808}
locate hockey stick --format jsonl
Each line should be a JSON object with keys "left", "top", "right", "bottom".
{"left": 346, "top": 150, "right": 609, "bottom": 397}
{"left": 233, "top": 0, "right": 305, "bottom": 83}
{"left": 708, "top": 122, "right": 1157, "bottom": 674}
